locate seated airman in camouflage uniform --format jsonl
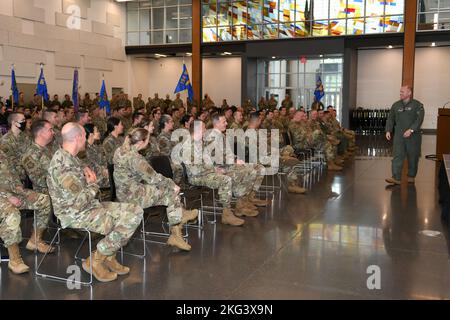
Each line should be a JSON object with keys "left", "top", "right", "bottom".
{"left": 78, "top": 124, "right": 110, "bottom": 189}
{"left": 157, "top": 114, "right": 183, "bottom": 184}
{"left": 113, "top": 128, "right": 198, "bottom": 251}
{"left": 182, "top": 121, "right": 245, "bottom": 226}
{"left": 47, "top": 122, "right": 143, "bottom": 283}
{"left": 246, "top": 112, "right": 306, "bottom": 194}
{"left": 210, "top": 114, "right": 268, "bottom": 211}
{"left": 289, "top": 111, "right": 342, "bottom": 171}
{"left": 0, "top": 149, "right": 53, "bottom": 275}
{"left": 103, "top": 117, "right": 125, "bottom": 165}
{"left": 0, "top": 112, "right": 32, "bottom": 182}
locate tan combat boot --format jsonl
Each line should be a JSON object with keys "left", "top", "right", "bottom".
{"left": 7, "top": 244, "right": 30, "bottom": 274}
{"left": 82, "top": 250, "right": 117, "bottom": 282}
{"left": 247, "top": 191, "right": 269, "bottom": 207}
{"left": 26, "top": 228, "right": 55, "bottom": 254}
{"left": 104, "top": 254, "right": 130, "bottom": 275}
{"left": 327, "top": 160, "right": 343, "bottom": 171}
{"left": 288, "top": 182, "right": 307, "bottom": 194}
{"left": 335, "top": 157, "right": 345, "bottom": 166}
{"left": 181, "top": 208, "right": 199, "bottom": 225}
{"left": 385, "top": 177, "right": 401, "bottom": 185}
{"left": 167, "top": 225, "right": 191, "bottom": 251}
{"left": 235, "top": 198, "right": 259, "bottom": 217}
{"left": 222, "top": 208, "right": 245, "bottom": 226}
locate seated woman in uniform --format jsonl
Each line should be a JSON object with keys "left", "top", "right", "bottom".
{"left": 113, "top": 128, "right": 198, "bottom": 251}
{"left": 103, "top": 117, "right": 125, "bottom": 166}
{"left": 78, "top": 124, "right": 109, "bottom": 189}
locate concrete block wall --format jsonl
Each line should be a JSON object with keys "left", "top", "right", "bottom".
{"left": 0, "top": 0, "right": 127, "bottom": 102}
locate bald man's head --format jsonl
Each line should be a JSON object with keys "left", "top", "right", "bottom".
{"left": 62, "top": 122, "right": 84, "bottom": 143}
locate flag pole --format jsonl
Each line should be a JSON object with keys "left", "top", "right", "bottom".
{"left": 11, "top": 64, "right": 14, "bottom": 110}
{"left": 40, "top": 63, "right": 44, "bottom": 110}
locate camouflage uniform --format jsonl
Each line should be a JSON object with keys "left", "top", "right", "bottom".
{"left": 47, "top": 148, "right": 143, "bottom": 256}
{"left": 103, "top": 134, "right": 125, "bottom": 165}
{"left": 143, "top": 136, "right": 161, "bottom": 160}
{"left": 119, "top": 115, "right": 132, "bottom": 133}
{"left": 49, "top": 127, "right": 62, "bottom": 155}
{"left": 281, "top": 99, "right": 293, "bottom": 109}
{"left": 113, "top": 144, "right": 182, "bottom": 226}
{"left": 22, "top": 142, "right": 53, "bottom": 194}
{"left": 0, "top": 150, "right": 51, "bottom": 247}
{"left": 0, "top": 131, "right": 31, "bottom": 181}
{"left": 157, "top": 131, "right": 175, "bottom": 156}
{"left": 78, "top": 143, "right": 110, "bottom": 188}
{"left": 182, "top": 137, "right": 233, "bottom": 207}
{"left": 171, "top": 98, "right": 184, "bottom": 110}
{"left": 207, "top": 129, "right": 265, "bottom": 194}
{"left": 267, "top": 98, "right": 278, "bottom": 111}
{"left": 92, "top": 116, "right": 108, "bottom": 139}
{"left": 156, "top": 130, "right": 183, "bottom": 184}
{"left": 134, "top": 99, "right": 145, "bottom": 111}
{"left": 306, "top": 120, "right": 337, "bottom": 161}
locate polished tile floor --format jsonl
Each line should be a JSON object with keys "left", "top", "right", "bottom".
{"left": 1, "top": 134, "right": 448, "bottom": 300}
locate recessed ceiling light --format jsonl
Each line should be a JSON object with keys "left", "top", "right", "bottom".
{"left": 387, "top": 45, "right": 393, "bottom": 49}
{"left": 272, "top": 56, "right": 276, "bottom": 59}
{"left": 186, "top": 52, "right": 192, "bottom": 56}
{"left": 319, "top": 54, "right": 323, "bottom": 57}
{"left": 155, "top": 54, "right": 167, "bottom": 58}
{"left": 431, "top": 42, "right": 436, "bottom": 47}
{"left": 222, "top": 52, "right": 232, "bottom": 55}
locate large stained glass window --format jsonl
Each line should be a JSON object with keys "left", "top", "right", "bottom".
{"left": 202, "top": 0, "right": 404, "bottom": 42}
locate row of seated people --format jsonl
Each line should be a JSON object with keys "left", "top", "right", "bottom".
{"left": 0, "top": 105, "right": 355, "bottom": 283}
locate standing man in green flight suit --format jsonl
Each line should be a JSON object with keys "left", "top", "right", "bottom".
{"left": 385, "top": 85, "right": 425, "bottom": 185}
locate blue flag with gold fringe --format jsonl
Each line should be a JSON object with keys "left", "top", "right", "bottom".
{"left": 99, "top": 79, "right": 110, "bottom": 115}
{"left": 36, "top": 66, "right": 49, "bottom": 102}
{"left": 174, "top": 64, "right": 194, "bottom": 102}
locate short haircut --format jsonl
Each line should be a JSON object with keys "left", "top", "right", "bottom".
{"left": 61, "top": 122, "right": 83, "bottom": 143}
{"left": 132, "top": 111, "right": 144, "bottom": 122}
{"left": 7, "top": 112, "right": 24, "bottom": 126}
{"left": 75, "top": 109, "right": 89, "bottom": 121}
{"left": 43, "top": 109, "right": 57, "bottom": 121}
{"left": 31, "top": 119, "right": 50, "bottom": 139}
{"left": 211, "top": 112, "right": 224, "bottom": 125}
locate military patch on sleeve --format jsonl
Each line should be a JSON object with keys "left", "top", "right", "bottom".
{"left": 61, "top": 176, "right": 82, "bottom": 194}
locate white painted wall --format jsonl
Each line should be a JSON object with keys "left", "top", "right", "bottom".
{"left": 356, "top": 46, "right": 450, "bottom": 129}
{"left": 0, "top": 0, "right": 127, "bottom": 102}
{"left": 127, "top": 56, "right": 242, "bottom": 107}
{"left": 202, "top": 57, "right": 242, "bottom": 106}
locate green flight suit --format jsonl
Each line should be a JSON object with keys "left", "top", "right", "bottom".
{"left": 385, "top": 99, "right": 425, "bottom": 181}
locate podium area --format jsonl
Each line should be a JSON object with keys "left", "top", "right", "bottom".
{"left": 1, "top": 135, "right": 449, "bottom": 300}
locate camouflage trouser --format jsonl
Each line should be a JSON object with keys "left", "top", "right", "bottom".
{"left": 223, "top": 163, "right": 265, "bottom": 196}
{"left": 280, "top": 156, "right": 301, "bottom": 183}
{"left": 189, "top": 173, "right": 233, "bottom": 207}
{"left": 67, "top": 202, "right": 143, "bottom": 256}
{"left": 117, "top": 178, "right": 183, "bottom": 226}
{"left": 0, "top": 190, "right": 51, "bottom": 247}
{"left": 335, "top": 132, "right": 349, "bottom": 155}
{"left": 310, "top": 131, "right": 336, "bottom": 161}
{"left": 171, "top": 162, "right": 183, "bottom": 185}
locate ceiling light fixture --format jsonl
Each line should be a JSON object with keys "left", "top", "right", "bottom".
{"left": 155, "top": 54, "right": 167, "bottom": 58}
{"left": 272, "top": 56, "right": 276, "bottom": 59}
{"left": 387, "top": 45, "right": 393, "bottom": 49}
{"left": 431, "top": 42, "right": 436, "bottom": 47}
